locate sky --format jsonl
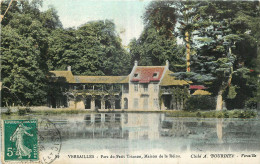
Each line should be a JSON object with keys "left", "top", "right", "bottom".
{"left": 41, "top": 0, "right": 152, "bottom": 46}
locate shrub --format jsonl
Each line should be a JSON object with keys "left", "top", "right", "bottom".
{"left": 18, "top": 108, "right": 26, "bottom": 115}
{"left": 238, "top": 111, "right": 245, "bottom": 118}
{"left": 6, "top": 107, "right": 11, "bottom": 115}
{"left": 216, "top": 112, "right": 224, "bottom": 118}
{"left": 25, "top": 107, "right": 32, "bottom": 113}
{"left": 185, "top": 95, "right": 216, "bottom": 111}
{"left": 231, "top": 110, "right": 240, "bottom": 118}
{"left": 223, "top": 111, "right": 229, "bottom": 118}
{"left": 196, "top": 111, "right": 201, "bottom": 117}
{"left": 243, "top": 110, "right": 257, "bottom": 118}
{"left": 230, "top": 110, "right": 257, "bottom": 118}
{"left": 245, "top": 98, "right": 257, "bottom": 110}
{"left": 211, "top": 112, "right": 216, "bottom": 117}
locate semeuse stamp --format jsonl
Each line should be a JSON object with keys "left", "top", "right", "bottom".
{"left": 3, "top": 120, "right": 38, "bottom": 162}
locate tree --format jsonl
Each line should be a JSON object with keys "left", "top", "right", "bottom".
{"left": 1, "top": 0, "right": 62, "bottom": 106}
{"left": 48, "top": 20, "right": 131, "bottom": 76}
{"left": 130, "top": 1, "right": 186, "bottom": 72}
{"left": 140, "top": 0, "right": 259, "bottom": 110}
{"left": 1, "top": 0, "right": 132, "bottom": 106}
{"left": 1, "top": 26, "right": 47, "bottom": 105}
{"left": 174, "top": 1, "right": 260, "bottom": 110}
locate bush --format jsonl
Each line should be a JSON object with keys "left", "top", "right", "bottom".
{"left": 245, "top": 98, "right": 257, "bottom": 110}
{"left": 165, "top": 110, "right": 257, "bottom": 118}
{"left": 196, "top": 111, "right": 201, "bottom": 117}
{"left": 238, "top": 111, "right": 246, "bottom": 118}
{"left": 18, "top": 108, "right": 26, "bottom": 115}
{"left": 25, "top": 107, "right": 32, "bottom": 113}
{"left": 17, "top": 107, "right": 33, "bottom": 115}
{"left": 243, "top": 110, "right": 257, "bottom": 118}
{"left": 185, "top": 95, "right": 216, "bottom": 111}
{"left": 231, "top": 110, "right": 240, "bottom": 118}
{"left": 229, "top": 110, "right": 257, "bottom": 118}
{"left": 216, "top": 112, "right": 224, "bottom": 118}
{"left": 223, "top": 111, "right": 229, "bottom": 118}
{"left": 6, "top": 107, "right": 11, "bottom": 115}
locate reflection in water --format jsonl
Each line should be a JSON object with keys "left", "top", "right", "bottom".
{"left": 36, "top": 113, "right": 260, "bottom": 152}
{"left": 217, "top": 119, "right": 223, "bottom": 143}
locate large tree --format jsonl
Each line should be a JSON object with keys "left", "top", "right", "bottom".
{"left": 1, "top": 26, "right": 47, "bottom": 105}
{"left": 129, "top": 1, "right": 186, "bottom": 72}
{"left": 1, "top": 0, "right": 62, "bottom": 106}
{"left": 174, "top": 1, "right": 260, "bottom": 110}
{"left": 48, "top": 20, "right": 131, "bottom": 76}
{"left": 1, "top": 0, "right": 131, "bottom": 106}
{"left": 140, "top": 0, "right": 259, "bottom": 110}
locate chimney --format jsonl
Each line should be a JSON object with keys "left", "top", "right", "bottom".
{"left": 134, "top": 60, "right": 138, "bottom": 66}
{"left": 166, "top": 60, "right": 169, "bottom": 69}
{"left": 67, "top": 66, "right": 71, "bottom": 71}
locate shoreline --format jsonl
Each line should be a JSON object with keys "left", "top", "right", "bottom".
{"left": 1, "top": 106, "right": 258, "bottom": 119}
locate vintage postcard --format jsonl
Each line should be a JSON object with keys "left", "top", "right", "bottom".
{"left": 1, "top": 0, "right": 260, "bottom": 164}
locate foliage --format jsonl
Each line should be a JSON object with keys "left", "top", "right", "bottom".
{"left": 18, "top": 108, "right": 26, "bottom": 116}
{"left": 159, "top": 87, "right": 189, "bottom": 110}
{"left": 184, "top": 95, "right": 216, "bottom": 111}
{"left": 1, "top": 0, "right": 63, "bottom": 106}
{"left": 227, "top": 85, "right": 238, "bottom": 99}
{"left": 245, "top": 98, "right": 258, "bottom": 110}
{"left": 166, "top": 109, "right": 257, "bottom": 118}
{"left": 171, "top": 1, "right": 259, "bottom": 109}
{"left": 1, "top": 26, "right": 48, "bottom": 105}
{"left": 129, "top": 1, "right": 186, "bottom": 72}
{"left": 1, "top": 0, "right": 131, "bottom": 106}
{"left": 1, "top": 0, "right": 259, "bottom": 110}
{"left": 48, "top": 20, "right": 131, "bottom": 76}
{"left": 6, "top": 107, "right": 12, "bottom": 115}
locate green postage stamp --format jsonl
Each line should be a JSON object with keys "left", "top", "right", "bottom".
{"left": 3, "top": 120, "right": 38, "bottom": 162}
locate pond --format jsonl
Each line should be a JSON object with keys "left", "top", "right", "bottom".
{"left": 2, "top": 113, "right": 260, "bottom": 163}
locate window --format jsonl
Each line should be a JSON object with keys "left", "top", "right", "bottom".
{"left": 143, "top": 84, "right": 148, "bottom": 92}
{"left": 153, "top": 98, "right": 159, "bottom": 108}
{"left": 154, "top": 84, "right": 158, "bottom": 92}
{"left": 123, "top": 84, "right": 129, "bottom": 93}
{"left": 153, "top": 72, "right": 158, "bottom": 77}
{"left": 134, "top": 84, "right": 138, "bottom": 92}
{"left": 134, "top": 73, "right": 139, "bottom": 77}
{"left": 143, "top": 97, "right": 148, "bottom": 109}
{"left": 133, "top": 98, "right": 139, "bottom": 109}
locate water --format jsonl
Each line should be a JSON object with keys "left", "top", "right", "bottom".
{"left": 2, "top": 113, "right": 260, "bottom": 163}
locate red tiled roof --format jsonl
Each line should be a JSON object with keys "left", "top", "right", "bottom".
{"left": 131, "top": 66, "right": 165, "bottom": 83}
{"left": 189, "top": 85, "right": 207, "bottom": 90}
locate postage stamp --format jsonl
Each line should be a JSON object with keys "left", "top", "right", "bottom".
{"left": 3, "top": 120, "right": 38, "bottom": 162}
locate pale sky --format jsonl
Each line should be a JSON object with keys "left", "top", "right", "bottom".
{"left": 41, "top": 0, "right": 152, "bottom": 46}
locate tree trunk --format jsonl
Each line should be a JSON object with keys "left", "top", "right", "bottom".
{"left": 216, "top": 73, "right": 233, "bottom": 110}
{"left": 185, "top": 31, "right": 191, "bottom": 72}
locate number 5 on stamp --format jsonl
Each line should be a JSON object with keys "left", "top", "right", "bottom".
{"left": 3, "top": 120, "right": 38, "bottom": 162}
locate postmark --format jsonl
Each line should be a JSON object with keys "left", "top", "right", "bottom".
{"left": 38, "top": 118, "right": 62, "bottom": 164}
{"left": 3, "top": 120, "right": 38, "bottom": 162}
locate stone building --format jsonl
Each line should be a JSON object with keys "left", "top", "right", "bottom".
{"left": 48, "top": 61, "right": 190, "bottom": 110}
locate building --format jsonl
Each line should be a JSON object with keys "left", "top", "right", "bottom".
{"left": 48, "top": 61, "right": 190, "bottom": 110}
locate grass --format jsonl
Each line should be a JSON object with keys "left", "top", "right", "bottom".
{"left": 2, "top": 107, "right": 95, "bottom": 116}
{"left": 34, "top": 109, "right": 89, "bottom": 115}
{"left": 1, "top": 106, "right": 258, "bottom": 119}
{"left": 166, "top": 110, "right": 257, "bottom": 118}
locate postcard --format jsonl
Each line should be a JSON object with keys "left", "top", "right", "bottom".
{"left": 1, "top": 0, "right": 260, "bottom": 164}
